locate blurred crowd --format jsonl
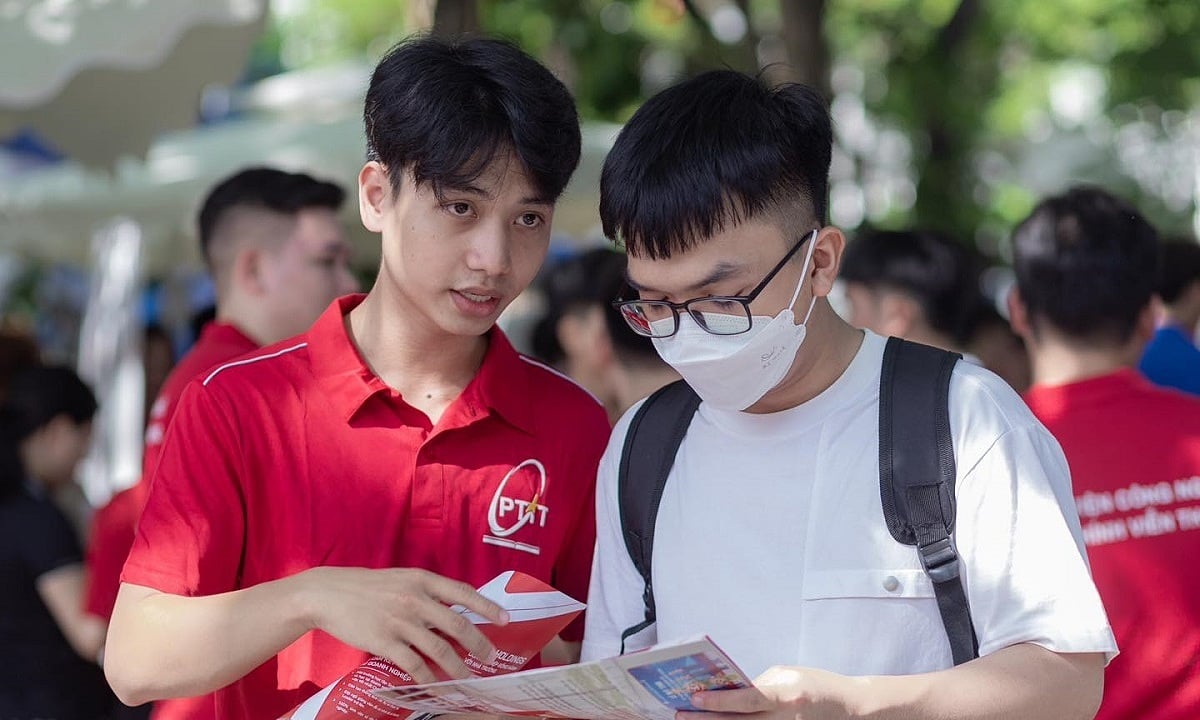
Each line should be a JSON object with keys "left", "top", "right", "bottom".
{"left": 3, "top": 32, "right": 1200, "bottom": 720}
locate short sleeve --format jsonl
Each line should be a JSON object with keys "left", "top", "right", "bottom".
{"left": 121, "top": 379, "right": 248, "bottom": 597}
{"left": 580, "top": 401, "right": 658, "bottom": 662}
{"left": 17, "top": 497, "right": 83, "bottom": 580}
{"left": 550, "top": 401, "right": 609, "bottom": 642}
{"left": 955, "top": 422, "right": 1118, "bottom": 660}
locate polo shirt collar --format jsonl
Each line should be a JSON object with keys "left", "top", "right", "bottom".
{"left": 307, "top": 295, "right": 389, "bottom": 421}
{"left": 307, "top": 294, "right": 537, "bottom": 433}
{"left": 464, "top": 326, "right": 538, "bottom": 435}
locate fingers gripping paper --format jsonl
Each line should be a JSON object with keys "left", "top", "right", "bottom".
{"left": 371, "top": 636, "right": 752, "bottom": 720}
{"left": 281, "top": 571, "right": 584, "bottom": 720}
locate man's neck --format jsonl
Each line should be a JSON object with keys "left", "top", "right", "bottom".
{"left": 1028, "top": 338, "right": 1137, "bottom": 388}
{"left": 1164, "top": 307, "right": 1200, "bottom": 339}
{"left": 214, "top": 299, "right": 273, "bottom": 347}
{"left": 617, "top": 366, "right": 681, "bottom": 416}
{"left": 347, "top": 285, "right": 487, "bottom": 420}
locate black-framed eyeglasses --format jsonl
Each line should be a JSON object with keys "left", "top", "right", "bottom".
{"left": 613, "top": 228, "right": 817, "bottom": 338}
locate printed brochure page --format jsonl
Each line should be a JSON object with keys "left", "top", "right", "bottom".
{"left": 372, "top": 636, "right": 755, "bottom": 720}
{"left": 280, "top": 571, "right": 584, "bottom": 720}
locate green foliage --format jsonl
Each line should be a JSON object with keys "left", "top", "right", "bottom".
{"left": 481, "top": 0, "right": 654, "bottom": 120}
{"left": 264, "top": 0, "right": 1200, "bottom": 245}
{"left": 827, "top": 0, "right": 1200, "bottom": 242}
{"left": 0, "top": 264, "right": 42, "bottom": 323}
{"left": 274, "top": 0, "right": 409, "bottom": 67}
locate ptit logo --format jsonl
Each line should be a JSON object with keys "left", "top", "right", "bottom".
{"left": 483, "top": 459, "right": 550, "bottom": 556}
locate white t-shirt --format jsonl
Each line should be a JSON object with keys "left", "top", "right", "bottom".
{"left": 581, "top": 331, "right": 1116, "bottom": 678}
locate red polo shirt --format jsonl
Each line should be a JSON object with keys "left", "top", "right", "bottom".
{"left": 122, "top": 295, "right": 609, "bottom": 720}
{"left": 87, "top": 322, "right": 259, "bottom": 621}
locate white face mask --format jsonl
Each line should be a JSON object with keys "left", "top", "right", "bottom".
{"left": 652, "top": 233, "right": 819, "bottom": 411}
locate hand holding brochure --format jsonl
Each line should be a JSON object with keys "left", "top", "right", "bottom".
{"left": 372, "top": 636, "right": 755, "bottom": 720}
{"left": 281, "top": 571, "right": 584, "bottom": 720}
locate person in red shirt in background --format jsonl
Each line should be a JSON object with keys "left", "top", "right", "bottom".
{"left": 86, "top": 167, "right": 359, "bottom": 719}
{"left": 103, "top": 35, "right": 608, "bottom": 720}
{"left": 1013, "top": 186, "right": 1200, "bottom": 720}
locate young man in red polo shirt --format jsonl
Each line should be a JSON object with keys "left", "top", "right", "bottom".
{"left": 104, "top": 36, "right": 607, "bottom": 720}
{"left": 1014, "top": 186, "right": 1200, "bottom": 719}
{"left": 86, "top": 167, "right": 359, "bottom": 719}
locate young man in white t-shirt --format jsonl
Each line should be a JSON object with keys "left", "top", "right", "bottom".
{"left": 581, "top": 70, "right": 1116, "bottom": 719}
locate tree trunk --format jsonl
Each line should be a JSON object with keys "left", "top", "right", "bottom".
{"left": 777, "top": 0, "right": 829, "bottom": 97}
{"left": 432, "top": 0, "right": 480, "bottom": 37}
{"left": 912, "top": 0, "right": 985, "bottom": 236}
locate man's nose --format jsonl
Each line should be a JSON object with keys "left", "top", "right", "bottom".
{"left": 466, "top": 225, "right": 513, "bottom": 276}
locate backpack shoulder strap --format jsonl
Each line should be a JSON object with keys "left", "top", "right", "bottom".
{"left": 616, "top": 379, "right": 701, "bottom": 654}
{"left": 878, "top": 336, "right": 979, "bottom": 665}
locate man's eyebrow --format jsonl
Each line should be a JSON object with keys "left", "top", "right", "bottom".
{"left": 439, "top": 184, "right": 552, "bottom": 207}
{"left": 440, "top": 183, "right": 493, "bottom": 200}
{"left": 624, "top": 261, "right": 746, "bottom": 295}
{"left": 691, "top": 262, "right": 744, "bottom": 292}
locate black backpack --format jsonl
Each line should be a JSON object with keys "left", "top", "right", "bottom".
{"left": 617, "top": 336, "right": 979, "bottom": 665}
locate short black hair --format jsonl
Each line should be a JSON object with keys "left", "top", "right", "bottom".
{"left": 365, "top": 35, "right": 581, "bottom": 202}
{"left": 0, "top": 331, "right": 39, "bottom": 404}
{"left": 542, "top": 247, "right": 626, "bottom": 313}
{"left": 197, "top": 167, "right": 344, "bottom": 264}
{"left": 530, "top": 248, "right": 628, "bottom": 366}
{"left": 1012, "top": 186, "right": 1159, "bottom": 345}
{"left": 1156, "top": 238, "right": 1200, "bottom": 304}
{"left": 1, "top": 365, "right": 96, "bottom": 498}
{"left": 600, "top": 70, "right": 831, "bottom": 259}
{"left": 841, "top": 229, "right": 981, "bottom": 344}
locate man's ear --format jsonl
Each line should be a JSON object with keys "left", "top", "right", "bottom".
{"left": 1149, "top": 294, "right": 1168, "bottom": 325}
{"left": 1008, "top": 287, "right": 1033, "bottom": 340}
{"left": 359, "top": 161, "right": 392, "bottom": 234}
{"left": 232, "top": 247, "right": 267, "bottom": 298}
{"left": 810, "top": 226, "right": 846, "bottom": 299}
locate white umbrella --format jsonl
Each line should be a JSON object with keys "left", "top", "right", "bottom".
{"left": 0, "top": 55, "right": 619, "bottom": 276}
{"left": 0, "top": 0, "right": 267, "bottom": 168}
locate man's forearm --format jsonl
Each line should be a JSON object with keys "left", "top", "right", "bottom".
{"left": 860, "top": 644, "right": 1104, "bottom": 720}
{"left": 104, "top": 575, "right": 316, "bottom": 706}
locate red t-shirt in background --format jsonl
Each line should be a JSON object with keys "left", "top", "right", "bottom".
{"left": 85, "top": 322, "right": 258, "bottom": 720}
{"left": 1025, "top": 369, "right": 1200, "bottom": 720}
{"left": 87, "top": 321, "right": 260, "bottom": 619}
{"left": 122, "top": 295, "right": 610, "bottom": 720}
{"left": 86, "top": 322, "right": 259, "bottom": 621}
